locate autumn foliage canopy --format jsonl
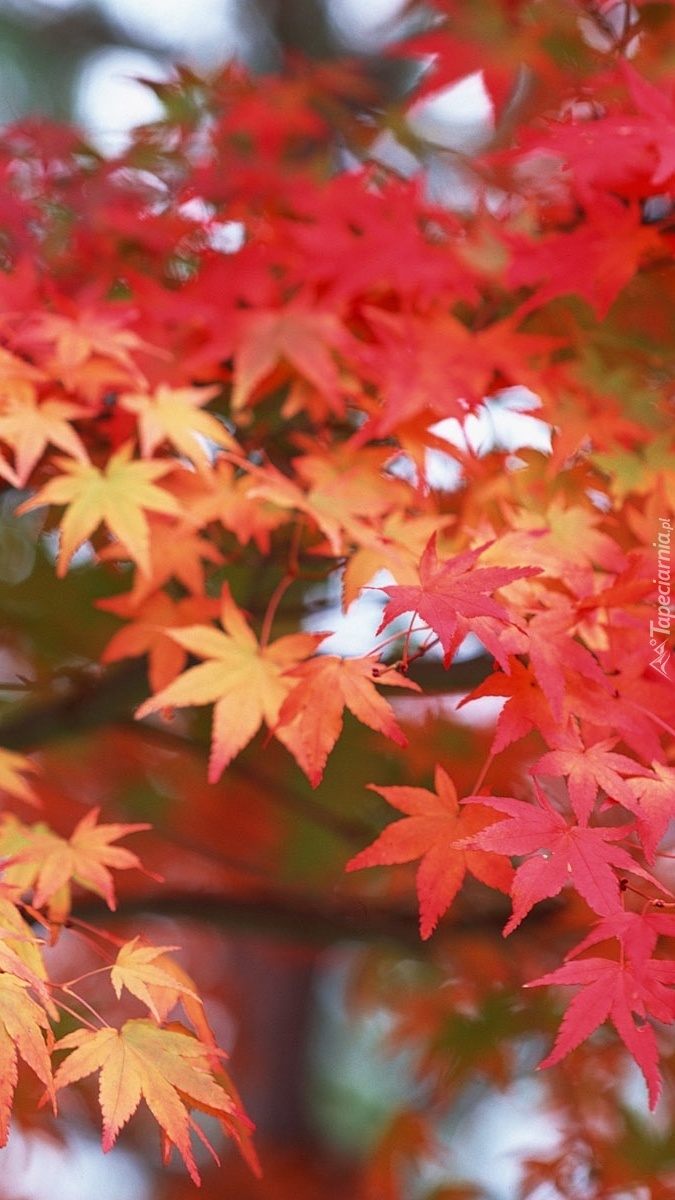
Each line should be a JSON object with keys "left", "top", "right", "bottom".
{"left": 1, "top": 0, "right": 675, "bottom": 1194}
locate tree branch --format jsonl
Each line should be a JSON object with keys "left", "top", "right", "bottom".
{"left": 0, "top": 651, "right": 495, "bottom": 754}
{"left": 65, "top": 880, "right": 529, "bottom": 951}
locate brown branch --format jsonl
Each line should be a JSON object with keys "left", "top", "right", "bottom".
{"left": 0, "top": 651, "right": 495, "bottom": 755}
{"left": 68, "top": 883, "right": 520, "bottom": 950}
{"left": 0, "top": 660, "right": 149, "bottom": 753}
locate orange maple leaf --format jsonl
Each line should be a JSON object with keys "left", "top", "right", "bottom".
{"left": 19, "top": 306, "right": 152, "bottom": 392}
{"left": 247, "top": 445, "right": 410, "bottom": 556}
{"left": 98, "top": 591, "right": 222, "bottom": 693}
{"left": 135, "top": 585, "right": 321, "bottom": 781}
{"left": 18, "top": 442, "right": 183, "bottom": 576}
{"left": 169, "top": 457, "right": 289, "bottom": 554}
{"left": 346, "top": 765, "right": 513, "bottom": 939}
{"left": 229, "top": 304, "right": 350, "bottom": 413}
{"left": 0, "top": 808, "right": 153, "bottom": 926}
{"left": 276, "top": 656, "right": 420, "bottom": 786}
{"left": 53, "top": 1018, "right": 245, "bottom": 1184}
{"left": 97, "top": 509, "right": 223, "bottom": 602}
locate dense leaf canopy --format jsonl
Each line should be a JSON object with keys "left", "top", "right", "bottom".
{"left": 0, "top": 1, "right": 674, "bottom": 1195}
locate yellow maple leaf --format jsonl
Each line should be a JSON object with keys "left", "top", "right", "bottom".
{"left": 18, "top": 442, "right": 183, "bottom": 575}
{"left": 0, "top": 385, "right": 88, "bottom": 485}
{"left": 54, "top": 1018, "right": 245, "bottom": 1184}
{"left": 97, "top": 510, "right": 223, "bottom": 603}
{"left": 0, "top": 893, "right": 51, "bottom": 997}
{"left": 0, "top": 748, "right": 40, "bottom": 806}
{"left": 136, "top": 585, "right": 320, "bottom": 781}
{"left": 119, "top": 383, "right": 236, "bottom": 468}
{"left": 111, "top": 937, "right": 199, "bottom": 1023}
{"left": 0, "top": 973, "right": 56, "bottom": 1146}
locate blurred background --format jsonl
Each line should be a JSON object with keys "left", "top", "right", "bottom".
{"left": 0, "top": 0, "right": 410, "bottom": 148}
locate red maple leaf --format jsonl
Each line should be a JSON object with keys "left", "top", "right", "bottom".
{"left": 515, "top": 599, "right": 610, "bottom": 722}
{"left": 465, "top": 781, "right": 662, "bottom": 934}
{"left": 346, "top": 765, "right": 513, "bottom": 939}
{"left": 531, "top": 726, "right": 651, "bottom": 824}
{"left": 376, "top": 535, "right": 539, "bottom": 668}
{"left": 621, "top": 762, "right": 675, "bottom": 864}
{"left": 560, "top": 908, "right": 675, "bottom": 970}
{"left": 526, "top": 954, "right": 675, "bottom": 1109}
{"left": 509, "top": 196, "right": 662, "bottom": 319}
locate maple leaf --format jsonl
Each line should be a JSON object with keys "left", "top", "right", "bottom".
{"left": 0, "top": 973, "right": 56, "bottom": 1146}
{"left": 0, "top": 346, "right": 46, "bottom": 388}
{"left": 516, "top": 599, "right": 610, "bottom": 722}
{"left": 342, "top": 511, "right": 451, "bottom": 610}
{"left": 377, "top": 535, "right": 540, "bottom": 668}
{"left": 509, "top": 106, "right": 657, "bottom": 208}
{"left": 98, "top": 591, "right": 222, "bottom": 693}
{"left": 111, "top": 938, "right": 199, "bottom": 1023}
{"left": 346, "top": 765, "right": 513, "bottom": 939}
{"left": 459, "top": 658, "right": 560, "bottom": 754}
{"left": 356, "top": 308, "right": 559, "bottom": 438}
{"left": 53, "top": 1018, "right": 246, "bottom": 1184}
{"left": 620, "top": 762, "right": 675, "bottom": 864}
{"left": 561, "top": 908, "right": 675, "bottom": 971}
{"left": 284, "top": 170, "right": 472, "bottom": 307}
{"left": 0, "top": 893, "right": 54, "bottom": 1007}
{"left": 18, "top": 443, "right": 183, "bottom": 576}
{"left": 228, "top": 304, "right": 350, "bottom": 414}
{"left": 18, "top": 306, "right": 152, "bottom": 393}
{"left": 0, "top": 808, "right": 153, "bottom": 927}
{"left": 390, "top": 2, "right": 559, "bottom": 113}
{"left": 119, "top": 383, "right": 236, "bottom": 469}
{"left": 509, "top": 197, "right": 662, "bottom": 319}
{"left": 247, "top": 444, "right": 410, "bottom": 557}
{"left": 504, "top": 496, "right": 627, "bottom": 590}
{"left": 135, "top": 585, "right": 321, "bottom": 782}
{"left": 275, "top": 656, "right": 420, "bottom": 787}
{"left": 0, "top": 385, "right": 89, "bottom": 485}
{"left": 98, "top": 509, "right": 224, "bottom": 603}
{"left": 531, "top": 727, "right": 650, "bottom": 824}
{"left": 526, "top": 955, "right": 675, "bottom": 1109}
{"left": 169, "top": 457, "right": 288, "bottom": 554}
{"left": 0, "top": 748, "right": 40, "bottom": 807}
{"left": 465, "top": 782, "right": 664, "bottom": 935}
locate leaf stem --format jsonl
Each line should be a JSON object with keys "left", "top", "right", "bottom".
{"left": 259, "top": 523, "right": 303, "bottom": 649}
{"left": 471, "top": 750, "right": 495, "bottom": 796}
